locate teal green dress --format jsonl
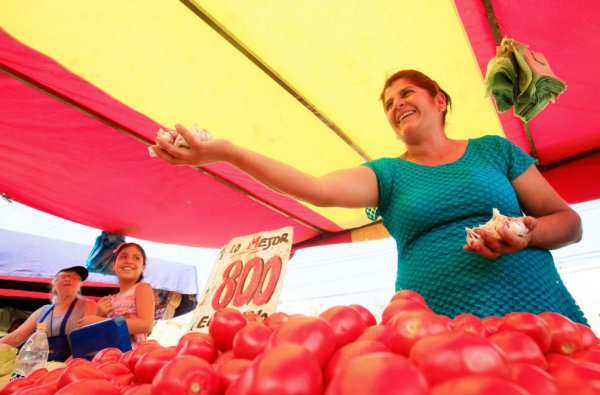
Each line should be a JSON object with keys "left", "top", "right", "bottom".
{"left": 363, "top": 135, "right": 587, "bottom": 324}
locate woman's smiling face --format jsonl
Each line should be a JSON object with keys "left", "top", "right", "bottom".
{"left": 383, "top": 78, "right": 445, "bottom": 142}
{"left": 114, "top": 245, "right": 145, "bottom": 282}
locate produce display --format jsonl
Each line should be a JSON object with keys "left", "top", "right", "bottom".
{"left": 1, "top": 290, "right": 599, "bottom": 394}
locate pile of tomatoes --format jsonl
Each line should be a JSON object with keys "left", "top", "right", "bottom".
{"left": 2, "top": 290, "right": 599, "bottom": 394}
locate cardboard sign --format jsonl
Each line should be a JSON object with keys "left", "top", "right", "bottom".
{"left": 189, "top": 226, "right": 293, "bottom": 332}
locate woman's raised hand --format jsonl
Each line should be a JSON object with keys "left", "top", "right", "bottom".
{"left": 150, "top": 124, "right": 232, "bottom": 167}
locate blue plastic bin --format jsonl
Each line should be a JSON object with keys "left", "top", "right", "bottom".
{"left": 69, "top": 316, "right": 132, "bottom": 360}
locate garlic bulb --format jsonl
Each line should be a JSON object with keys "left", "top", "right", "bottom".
{"left": 149, "top": 124, "right": 212, "bottom": 157}
{"left": 466, "top": 208, "right": 529, "bottom": 248}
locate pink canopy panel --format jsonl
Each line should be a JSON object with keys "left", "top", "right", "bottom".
{"left": 455, "top": 0, "right": 600, "bottom": 203}
{"left": 0, "top": 30, "right": 347, "bottom": 248}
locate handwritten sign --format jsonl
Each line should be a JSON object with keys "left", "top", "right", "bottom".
{"left": 189, "top": 226, "right": 293, "bottom": 332}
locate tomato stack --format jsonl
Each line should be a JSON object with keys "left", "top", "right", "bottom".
{"left": 2, "top": 290, "right": 599, "bottom": 394}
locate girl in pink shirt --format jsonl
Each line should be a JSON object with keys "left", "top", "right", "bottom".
{"left": 79, "top": 243, "right": 155, "bottom": 344}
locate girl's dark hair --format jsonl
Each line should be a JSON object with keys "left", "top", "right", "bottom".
{"left": 380, "top": 69, "right": 452, "bottom": 125}
{"left": 113, "top": 242, "right": 147, "bottom": 283}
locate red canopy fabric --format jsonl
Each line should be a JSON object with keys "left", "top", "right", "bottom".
{"left": 0, "top": 29, "right": 348, "bottom": 248}
{"left": 455, "top": 0, "right": 600, "bottom": 203}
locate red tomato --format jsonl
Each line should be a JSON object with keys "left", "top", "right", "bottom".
{"left": 215, "top": 358, "right": 251, "bottom": 394}
{"left": 497, "top": 312, "right": 551, "bottom": 353}
{"left": 390, "top": 289, "right": 427, "bottom": 306}
{"left": 25, "top": 368, "right": 48, "bottom": 382}
{"left": 324, "top": 339, "right": 389, "bottom": 383}
{"left": 409, "top": 332, "right": 510, "bottom": 387}
{"left": 263, "top": 311, "right": 290, "bottom": 331}
{"left": 127, "top": 343, "right": 162, "bottom": 371}
{"left": 266, "top": 315, "right": 336, "bottom": 366}
{"left": 551, "top": 363, "right": 600, "bottom": 394}
{"left": 134, "top": 346, "right": 177, "bottom": 384}
{"left": 320, "top": 305, "right": 368, "bottom": 350}
{"left": 96, "top": 362, "right": 131, "bottom": 380}
{"left": 34, "top": 368, "right": 65, "bottom": 385}
{"left": 55, "top": 379, "right": 120, "bottom": 395}
{"left": 65, "top": 358, "right": 88, "bottom": 367}
{"left": 388, "top": 310, "right": 452, "bottom": 356}
{"left": 0, "top": 378, "right": 33, "bottom": 395}
{"left": 510, "top": 362, "right": 559, "bottom": 395}
{"left": 545, "top": 353, "right": 578, "bottom": 370}
{"left": 381, "top": 299, "right": 431, "bottom": 325}
{"left": 111, "top": 373, "right": 136, "bottom": 390}
{"left": 151, "top": 356, "right": 219, "bottom": 395}
{"left": 481, "top": 315, "right": 503, "bottom": 335}
{"left": 11, "top": 382, "right": 58, "bottom": 395}
{"left": 488, "top": 330, "right": 547, "bottom": 369}
{"left": 576, "top": 323, "right": 599, "bottom": 349}
{"left": 208, "top": 308, "right": 249, "bottom": 352}
{"left": 325, "top": 352, "right": 429, "bottom": 395}
{"left": 176, "top": 332, "right": 218, "bottom": 363}
{"left": 121, "top": 383, "right": 152, "bottom": 395}
{"left": 232, "top": 321, "right": 271, "bottom": 360}
{"left": 430, "top": 376, "right": 529, "bottom": 395}
{"left": 56, "top": 363, "right": 104, "bottom": 389}
{"left": 226, "top": 344, "right": 322, "bottom": 395}
{"left": 212, "top": 349, "right": 236, "bottom": 369}
{"left": 92, "top": 347, "right": 123, "bottom": 364}
{"left": 355, "top": 325, "right": 393, "bottom": 348}
{"left": 572, "top": 350, "right": 600, "bottom": 365}
{"left": 118, "top": 349, "right": 134, "bottom": 367}
{"left": 452, "top": 314, "right": 489, "bottom": 337}
{"left": 176, "top": 331, "right": 212, "bottom": 349}
{"left": 243, "top": 311, "right": 264, "bottom": 322}
{"left": 349, "top": 304, "right": 377, "bottom": 327}
{"left": 132, "top": 340, "right": 160, "bottom": 350}
{"left": 539, "top": 312, "right": 584, "bottom": 355}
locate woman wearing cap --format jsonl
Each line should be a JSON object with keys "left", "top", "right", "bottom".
{"left": 0, "top": 266, "right": 96, "bottom": 361}
{"left": 150, "top": 69, "right": 587, "bottom": 325}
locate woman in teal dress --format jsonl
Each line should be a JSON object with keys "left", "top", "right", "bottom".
{"left": 151, "top": 70, "right": 587, "bottom": 324}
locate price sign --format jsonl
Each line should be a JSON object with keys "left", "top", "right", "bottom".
{"left": 189, "top": 226, "right": 293, "bottom": 332}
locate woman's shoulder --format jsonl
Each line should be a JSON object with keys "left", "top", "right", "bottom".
{"left": 362, "top": 156, "right": 402, "bottom": 172}
{"left": 76, "top": 297, "right": 95, "bottom": 307}
{"left": 469, "top": 134, "right": 521, "bottom": 154}
{"left": 471, "top": 134, "right": 509, "bottom": 145}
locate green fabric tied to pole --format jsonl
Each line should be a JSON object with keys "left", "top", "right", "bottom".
{"left": 485, "top": 38, "right": 566, "bottom": 123}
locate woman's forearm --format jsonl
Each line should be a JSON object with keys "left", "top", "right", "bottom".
{"left": 528, "top": 209, "right": 582, "bottom": 250}
{"left": 226, "top": 143, "right": 329, "bottom": 206}
{"left": 0, "top": 331, "right": 25, "bottom": 347}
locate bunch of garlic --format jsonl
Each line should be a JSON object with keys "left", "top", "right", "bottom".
{"left": 466, "top": 208, "right": 529, "bottom": 248}
{"left": 148, "top": 124, "right": 212, "bottom": 157}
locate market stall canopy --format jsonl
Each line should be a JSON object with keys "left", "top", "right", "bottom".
{"left": 1, "top": 1, "right": 598, "bottom": 249}
{"left": 0, "top": 229, "right": 198, "bottom": 296}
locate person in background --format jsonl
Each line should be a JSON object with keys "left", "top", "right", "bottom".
{"left": 78, "top": 242, "right": 155, "bottom": 344}
{"left": 0, "top": 266, "right": 96, "bottom": 361}
{"left": 149, "top": 69, "right": 588, "bottom": 325}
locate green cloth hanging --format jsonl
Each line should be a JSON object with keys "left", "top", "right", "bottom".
{"left": 484, "top": 38, "right": 566, "bottom": 123}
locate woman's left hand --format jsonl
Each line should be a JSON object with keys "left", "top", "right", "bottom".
{"left": 464, "top": 216, "right": 537, "bottom": 259}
